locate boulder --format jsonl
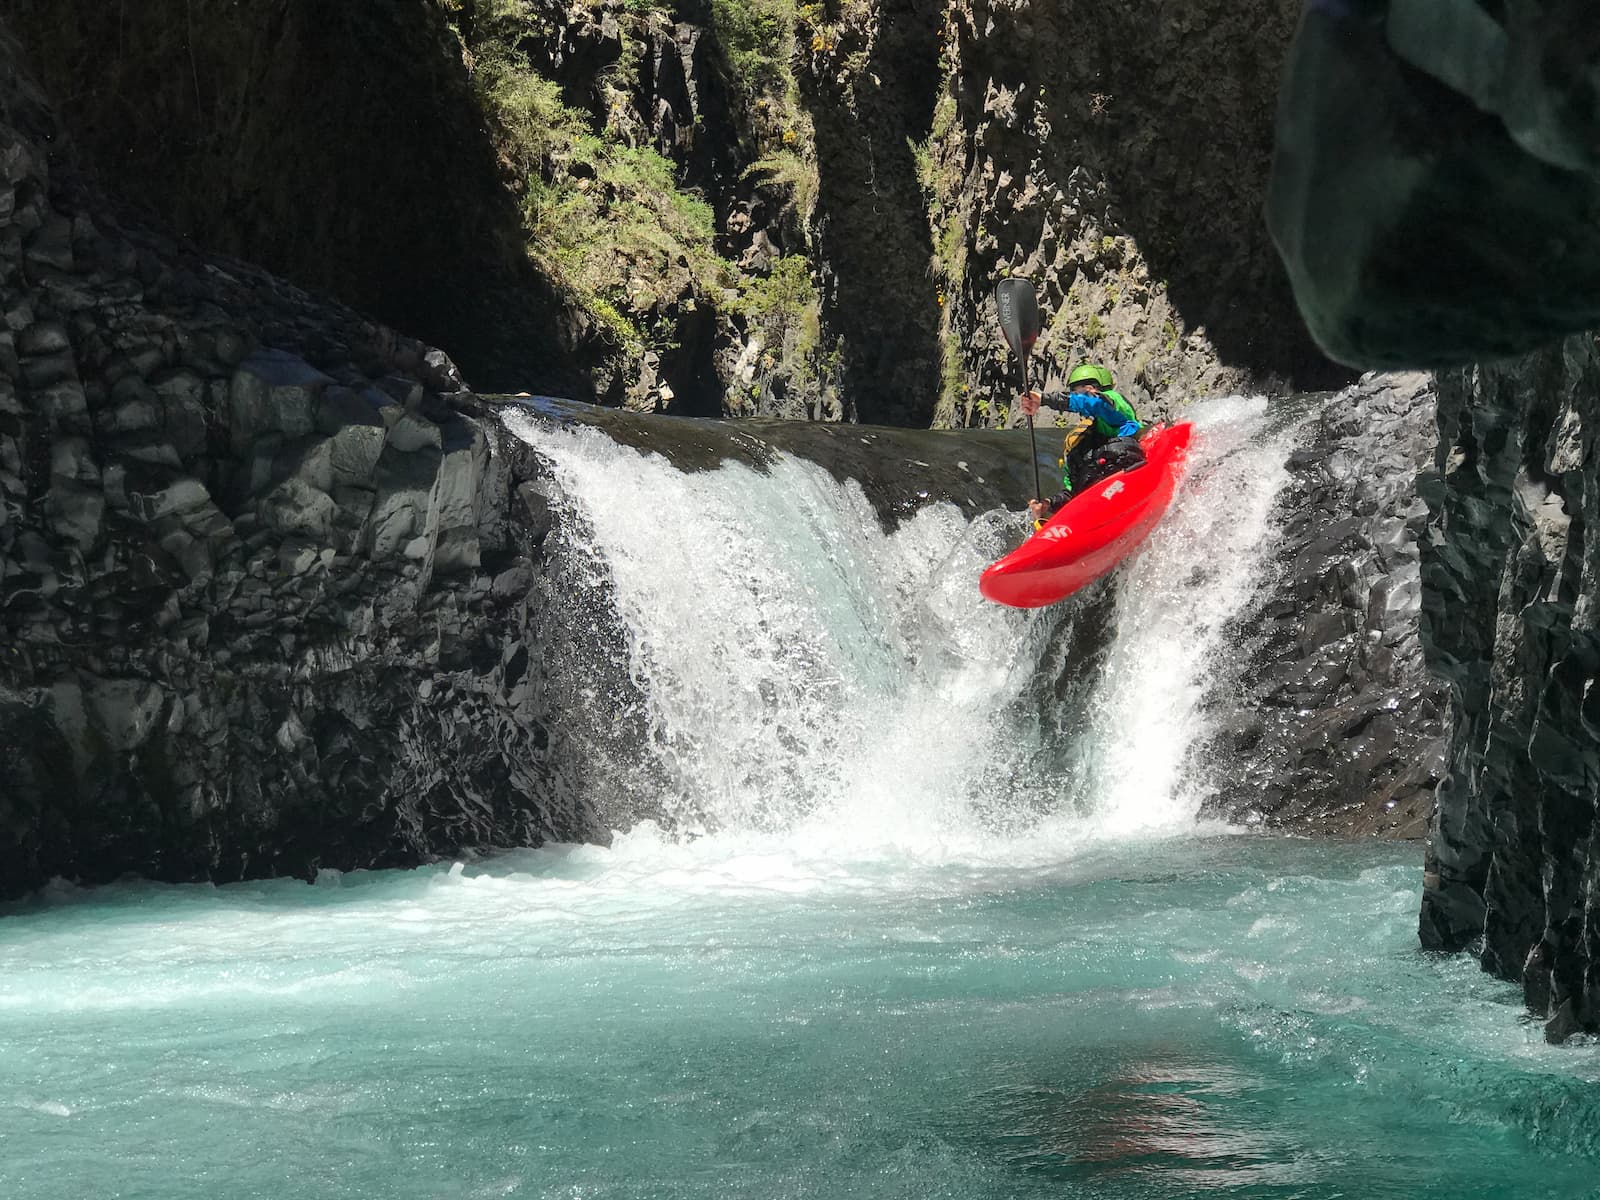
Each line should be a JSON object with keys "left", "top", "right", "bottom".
{"left": 127, "top": 475, "right": 212, "bottom": 523}
{"left": 365, "top": 445, "right": 441, "bottom": 561}
{"left": 1197, "top": 372, "right": 1446, "bottom": 837}
{"left": 228, "top": 349, "right": 332, "bottom": 453}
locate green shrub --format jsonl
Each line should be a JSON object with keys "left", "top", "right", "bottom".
{"left": 744, "top": 150, "right": 818, "bottom": 217}
{"left": 730, "top": 256, "right": 821, "bottom": 369}
{"left": 708, "top": 0, "right": 796, "bottom": 101}
{"left": 930, "top": 93, "right": 957, "bottom": 143}
{"left": 940, "top": 328, "right": 965, "bottom": 412}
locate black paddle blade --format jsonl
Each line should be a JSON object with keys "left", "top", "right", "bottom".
{"left": 994, "top": 278, "right": 1041, "bottom": 357}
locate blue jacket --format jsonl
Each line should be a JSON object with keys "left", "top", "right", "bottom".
{"left": 1051, "top": 388, "right": 1142, "bottom": 438}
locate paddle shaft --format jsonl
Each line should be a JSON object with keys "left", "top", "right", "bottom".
{"left": 1021, "top": 355, "right": 1041, "bottom": 503}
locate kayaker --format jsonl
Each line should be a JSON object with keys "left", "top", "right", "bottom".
{"left": 1019, "top": 364, "right": 1146, "bottom": 521}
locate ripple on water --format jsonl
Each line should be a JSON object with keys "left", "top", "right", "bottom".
{"left": 1, "top": 837, "right": 1597, "bottom": 1200}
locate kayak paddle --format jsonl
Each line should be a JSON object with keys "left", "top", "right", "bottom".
{"left": 994, "top": 278, "right": 1044, "bottom": 520}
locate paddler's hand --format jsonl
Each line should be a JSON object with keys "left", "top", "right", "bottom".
{"left": 1027, "top": 499, "right": 1047, "bottom": 522}
{"left": 1017, "top": 390, "right": 1043, "bottom": 418}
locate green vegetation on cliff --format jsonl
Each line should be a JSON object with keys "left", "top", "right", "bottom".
{"left": 916, "top": 82, "right": 973, "bottom": 427}
{"left": 448, "top": 3, "right": 726, "bottom": 359}
{"left": 709, "top": 0, "right": 797, "bottom": 107}
{"left": 473, "top": 52, "right": 730, "bottom": 354}
{"left": 728, "top": 254, "right": 823, "bottom": 372}
{"left": 443, "top": 0, "right": 835, "bottom": 404}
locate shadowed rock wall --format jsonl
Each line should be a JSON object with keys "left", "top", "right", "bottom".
{"left": 0, "top": 25, "right": 597, "bottom": 892}
{"left": 1417, "top": 335, "right": 1600, "bottom": 1041}
{"left": 2, "top": 0, "right": 579, "bottom": 395}
{"left": 7, "top": 0, "right": 1343, "bottom": 426}
{"left": 800, "top": 0, "right": 946, "bottom": 426}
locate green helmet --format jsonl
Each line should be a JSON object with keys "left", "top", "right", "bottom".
{"left": 1068, "top": 363, "right": 1114, "bottom": 389}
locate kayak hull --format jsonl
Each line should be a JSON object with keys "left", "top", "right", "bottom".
{"left": 979, "top": 422, "right": 1194, "bottom": 608}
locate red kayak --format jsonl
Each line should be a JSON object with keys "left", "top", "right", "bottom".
{"left": 979, "top": 422, "right": 1194, "bottom": 608}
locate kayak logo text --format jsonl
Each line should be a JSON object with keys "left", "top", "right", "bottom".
{"left": 1101, "top": 480, "right": 1125, "bottom": 500}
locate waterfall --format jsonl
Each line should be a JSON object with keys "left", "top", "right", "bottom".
{"left": 1074, "top": 396, "right": 1309, "bottom": 832}
{"left": 505, "top": 396, "right": 1305, "bottom": 863}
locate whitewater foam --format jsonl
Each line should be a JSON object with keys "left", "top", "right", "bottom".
{"left": 505, "top": 398, "right": 1297, "bottom": 864}
{"left": 1081, "top": 396, "right": 1309, "bottom": 831}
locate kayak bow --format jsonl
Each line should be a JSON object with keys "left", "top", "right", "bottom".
{"left": 979, "top": 421, "right": 1194, "bottom": 608}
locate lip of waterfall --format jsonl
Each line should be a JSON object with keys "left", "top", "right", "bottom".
{"left": 496, "top": 394, "right": 1047, "bottom": 528}
{"left": 504, "top": 395, "right": 1307, "bottom": 865}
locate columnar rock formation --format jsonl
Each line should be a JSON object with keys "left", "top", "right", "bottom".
{"left": 1265, "top": 1, "right": 1600, "bottom": 1037}
{"left": 0, "top": 27, "right": 589, "bottom": 892}
{"left": 1417, "top": 337, "right": 1600, "bottom": 1041}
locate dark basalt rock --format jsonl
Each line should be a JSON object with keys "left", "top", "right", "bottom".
{"left": 1197, "top": 373, "right": 1447, "bottom": 836}
{"left": 1416, "top": 335, "right": 1600, "bottom": 1041}
{"left": 1270, "top": 0, "right": 1600, "bottom": 1041}
{"left": 0, "top": 23, "right": 595, "bottom": 896}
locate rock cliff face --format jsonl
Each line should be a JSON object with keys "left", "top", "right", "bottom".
{"left": 1417, "top": 336, "right": 1600, "bottom": 1040}
{"left": 1265, "top": 1, "right": 1600, "bottom": 1037}
{"left": 2, "top": 0, "right": 577, "bottom": 396}
{"left": 1199, "top": 374, "right": 1445, "bottom": 837}
{"left": 0, "top": 26, "right": 594, "bottom": 893}
{"left": 5, "top": 0, "right": 1342, "bottom": 424}
{"left": 1, "top": 0, "right": 841, "bottom": 414}
{"left": 0, "top": 18, "right": 1186, "bottom": 898}
{"left": 0, "top": 8, "right": 1448, "bottom": 901}
{"left": 918, "top": 0, "right": 1345, "bottom": 429}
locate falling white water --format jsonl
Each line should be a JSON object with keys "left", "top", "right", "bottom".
{"left": 1079, "top": 395, "right": 1309, "bottom": 833}
{"left": 505, "top": 397, "right": 1301, "bottom": 864}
